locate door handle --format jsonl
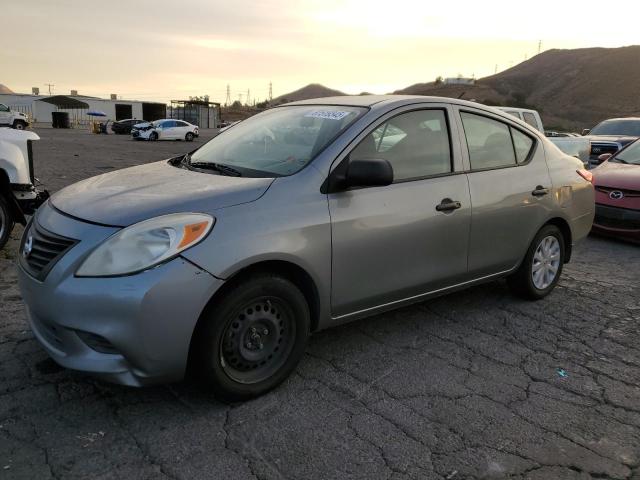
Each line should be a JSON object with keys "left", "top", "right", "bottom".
{"left": 532, "top": 186, "right": 549, "bottom": 197}
{"left": 436, "top": 198, "right": 462, "bottom": 212}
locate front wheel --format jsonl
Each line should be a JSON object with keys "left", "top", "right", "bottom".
{"left": 193, "top": 274, "right": 310, "bottom": 401}
{"left": 0, "top": 195, "right": 15, "bottom": 250}
{"left": 507, "top": 224, "right": 565, "bottom": 300}
{"left": 13, "top": 121, "right": 26, "bottom": 130}
{"left": 148, "top": 132, "right": 158, "bottom": 141}
{"left": 185, "top": 132, "right": 194, "bottom": 142}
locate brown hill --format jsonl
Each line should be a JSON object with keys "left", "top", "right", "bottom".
{"left": 394, "top": 46, "right": 640, "bottom": 129}
{"left": 0, "top": 84, "right": 14, "bottom": 94}
{"left": 272, "top": 83, "right": 346, "bottom": 105}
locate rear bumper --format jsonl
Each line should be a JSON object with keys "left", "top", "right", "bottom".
{"left": 17, "top": 204, "right": 224, "bottom": 386}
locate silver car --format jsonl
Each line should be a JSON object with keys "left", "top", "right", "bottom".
{"left": 17, "top": 96, "right": 595, "bottom": 400}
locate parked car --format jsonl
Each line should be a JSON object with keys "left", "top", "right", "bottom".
{"left": 0, "top": 129, "right": 48, "bottom": 249}
{"left": 17, "top": 96, "right": 594, "bottom": 400}
{"left": 111, "top": 118, "right": 144, "bottom": 135}
{"left": 591, "top": 138, "right": 640, "bottom": 243}
{"left": 132, "top": 119, "right": 199, "bottom": 141}
{"left": 495, "top": 106, "right": 590, "bottom": 166}
{"left": 582, "top": 118, "right": 640, "bottom": 168}
{"left": 0, "top": 103, "right": 29, "bottom": 130}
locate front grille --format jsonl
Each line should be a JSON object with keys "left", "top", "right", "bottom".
{"left": 595, "top": 186, "right": 640, "bottom": 198}
{"left": 590, "top": 142, "right": 620, "bottom": 157}
{"left": 19, "top": 220, "right": 77, "bottom": 280}
{"left": 594, "top": 204, "right": 640, "bottom": 230}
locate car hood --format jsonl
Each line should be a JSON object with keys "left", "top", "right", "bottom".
{"left": 50, "top": 160, "right": 274, "bottom": 226}
{"left": 586, "top": 135, "right": 639, "bottom": 145}
{"left": 593, "top": 161, "right": 640, "bottom": 189}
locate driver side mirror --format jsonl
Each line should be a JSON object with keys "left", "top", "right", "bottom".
{"left": 345, "top": 158, "right": 394, "bottom": 188}
{"left": 581, "top": 128, "right": 591, "bottom": 136}
{"left": 598, "top": 153, "right": 612, "bottom": 162}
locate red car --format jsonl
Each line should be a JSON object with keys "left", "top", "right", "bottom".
{"left": 591, "top": 139, "right": 640, "bottom": 243}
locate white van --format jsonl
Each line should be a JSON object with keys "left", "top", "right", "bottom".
{"left": 492, "top": 107, "right": 543, "bottom": 132}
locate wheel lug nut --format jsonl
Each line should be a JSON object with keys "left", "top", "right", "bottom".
{"left": 263, "top": 329, "right": 269, "bottom": 335}
{"left": 246, "top": 342, "right": 252, "bottom": 348}
{"left": 251, "top": 327, "right": 257, "bottom": 334}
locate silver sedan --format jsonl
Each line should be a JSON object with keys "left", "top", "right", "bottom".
{"left": 17, "top": 95, "right": 594, "bottom": 400}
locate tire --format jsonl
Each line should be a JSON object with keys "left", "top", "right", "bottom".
{"left": 185, "top": 132, "right": 194, "bottom": 142}
{"left": 0, "top": 195, "right": 15, "bottom": 250}
{"left": 149, "top": 132, "right": 158, "bottom": 141}
{"left": 12, "top": 121, "right": 26, "bottom": 131}
{"left": 507, "top": 224, "right": 565, "bottom": 300}
{"left": 194, "top": 273, "right": 310, "bottom": 401}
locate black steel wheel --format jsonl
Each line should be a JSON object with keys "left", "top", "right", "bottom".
{"left": 193, "top": 273, "right": 310, "bottom": 401}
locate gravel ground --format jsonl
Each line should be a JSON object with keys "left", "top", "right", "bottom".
{"left": 1, "top": 127, "right": 639, "bottom": 480}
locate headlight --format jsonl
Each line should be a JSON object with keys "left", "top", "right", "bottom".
{"left": 76, "top": 213, "right": 214, "bottom": 277}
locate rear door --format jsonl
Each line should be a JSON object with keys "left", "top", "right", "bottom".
{"left": 329, "top": 105, "right": 472, "bottom": 318}
{"left": 455, "top": 107, "right": 554, "bottom": 277}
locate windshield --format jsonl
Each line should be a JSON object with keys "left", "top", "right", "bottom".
{"left": 189, "top": 105, "right": 366, "bottom": 176}
{"left": 614, "top": 140, "right": 640, "bottom": 165}
{"left": 590, "top": 119, "right": 640, "bottom": 136}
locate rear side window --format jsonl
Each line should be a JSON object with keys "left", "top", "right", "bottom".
{"left": 522, "top": 112, "right": 538, "bottom": 129}
{"left": 506, "top": 111, "right": 522, "bottom": 119}
{"left": 511, "top": 129, "right": 534, "bottom": 163}
{"left": 461, "top": 113, "right": 516, "bottom": 169}
{"left": 350, "top": 109, "right": 452, "bottom": 181}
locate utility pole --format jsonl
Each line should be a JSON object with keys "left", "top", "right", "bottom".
{"left": 494, "top": 64, "right": 498, "bottom": 74}
{"left": 268, "top": 81, "right": 273, "bottom": 102}
{"left": 45, "top": 83, "right": 54, "bottom": 95}
{"left": 246, "top": 89, "right": 250, "bottom": 105}
{"left": 538, "top": 40, "right": 542, "bottom": 55}
{"left": 225, "top": 84, "right": 231, "bottom": 106}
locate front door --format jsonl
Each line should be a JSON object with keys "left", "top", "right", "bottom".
{"left": 329, "top": 107, "right": 471, "bottom": 318}
{"left": 0, "top": 104, "right": 11, "bottom": 125}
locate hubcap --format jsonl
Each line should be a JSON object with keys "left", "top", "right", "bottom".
{"left": 220, "top": 297, "right": 295, "bottom": 384}
{"left": 532, "top": 235, "right": 561, "bottom": 290}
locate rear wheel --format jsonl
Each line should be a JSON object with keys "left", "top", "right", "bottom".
{"left": 185, "top": 132, "right": 194, "bottom": 142}
{"left": 508, "top": 224, "right": 565, "bottom": 300}
{"left": 0, "top": 195, "right": 15, "bottom": 250}
{"left": 194, "top": 274, "right": 310, "bottom": 401}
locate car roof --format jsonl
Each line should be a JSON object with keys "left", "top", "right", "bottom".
{"left": 282, "top": 94, "right": 494, "bottom": 111}
{"left": 598, "top": 117, "right": 640, "bottom": 122}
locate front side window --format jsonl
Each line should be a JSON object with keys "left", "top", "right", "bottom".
{"left": 350, "top": 109, "right": 452, "bottom": 181}
{"left": 190, "top": 105, "right": 365, "bottom": 176}
{"left": 461, "top": 112, "right": 516, "bottom": 170}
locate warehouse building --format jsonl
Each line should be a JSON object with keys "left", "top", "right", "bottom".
{"left": 0, "top": 92, "right": 166, "bottom": 126}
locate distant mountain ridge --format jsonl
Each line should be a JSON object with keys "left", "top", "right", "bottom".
{"left": 275, "top": 46, "right": 640, "bottom": 129}
{"left": 0, "top": 84, "right": 14, "bottom": 94}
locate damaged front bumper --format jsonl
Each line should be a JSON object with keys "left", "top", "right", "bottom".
{"left": 10, "top": 183, "right": 49, "bottom": 224}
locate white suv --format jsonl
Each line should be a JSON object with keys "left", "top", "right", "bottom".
{"left": 132, "top": 119, "right": 199, "bottom": 141}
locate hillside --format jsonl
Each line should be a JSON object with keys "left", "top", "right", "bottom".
{"left": 271, "top": 83, "right": 345, "bottom": 105}
{"left": 394, "top": 46, "right": 640, "bottom": 129}
{"left": 0, "top": 84, "right": 14, "bottom": 94}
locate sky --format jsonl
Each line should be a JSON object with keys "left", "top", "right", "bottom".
{"left": 2, "top": 0, "right": 638, "bottom": 105}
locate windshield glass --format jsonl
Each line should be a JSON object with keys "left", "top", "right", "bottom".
{"left": 190, "top": 105, "right": 366, "bottom": 176}
{"left": 590, "top": 119, "right": 640, "bottom": 136}
{"left": 614, "top": 140, "right": 640, "bottom": 165}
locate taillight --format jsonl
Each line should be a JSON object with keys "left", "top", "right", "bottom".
{"left": 576, "top": 169, "right": 593, "bottom": 183}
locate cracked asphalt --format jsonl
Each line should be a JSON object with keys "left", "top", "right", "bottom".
{"left": 1, "top": 127, "right": 639, "bottom": 479}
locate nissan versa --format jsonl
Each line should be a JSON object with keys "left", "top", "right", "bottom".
{"left": 17, "top": 96, "right": 595, "bottom": 401}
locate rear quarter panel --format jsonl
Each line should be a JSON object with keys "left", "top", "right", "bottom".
{"left": 543, "top": 139, "right": 595, "bottom": 243}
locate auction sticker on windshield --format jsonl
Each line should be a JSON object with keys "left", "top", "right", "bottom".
{"left": 304, "top": 110, "right": 351, "bottom": 120}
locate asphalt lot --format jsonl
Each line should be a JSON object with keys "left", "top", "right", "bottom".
{"left": 1, "top": 127, "right": 639, "bottom": 479}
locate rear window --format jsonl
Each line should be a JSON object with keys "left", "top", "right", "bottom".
{"left": 522, "top": 112, "right": 539, "bottom": 129}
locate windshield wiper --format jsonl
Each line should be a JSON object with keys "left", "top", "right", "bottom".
{"left": 188, "top": 161, "right": 243, "bottom": 177}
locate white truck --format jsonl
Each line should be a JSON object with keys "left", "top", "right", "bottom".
{"left": 0, "top": 129, "right": 48, "bottom": 249}
{"left": 0, "top": 103, "right": 30, "bottom": 130}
